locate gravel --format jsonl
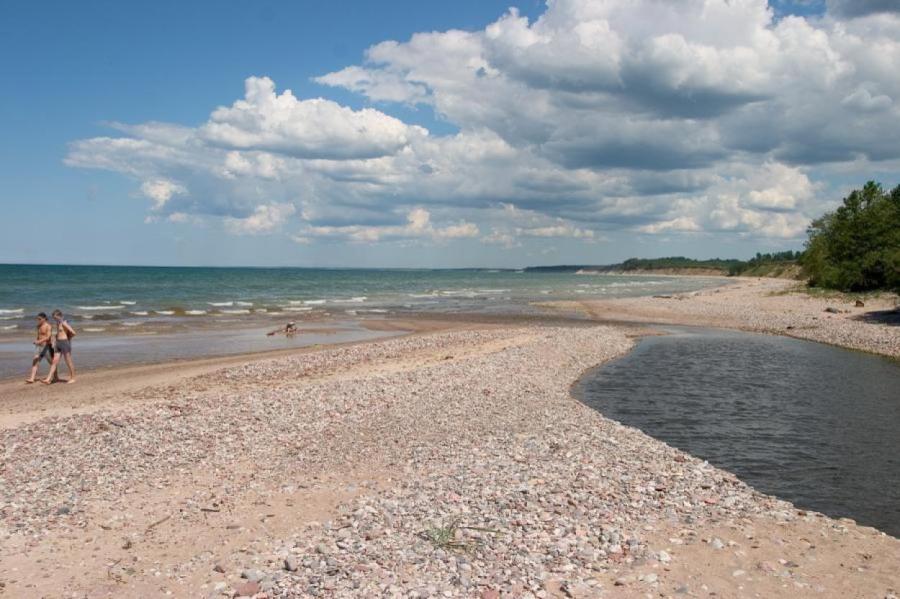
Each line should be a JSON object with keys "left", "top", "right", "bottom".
{"left": 0, "top": 324, "right": 871, "bottom": 596}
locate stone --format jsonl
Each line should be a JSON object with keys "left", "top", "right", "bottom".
{"left": 232, "top": 581, "right": 260, "bottom": 597}
{"left": 241, "top": 569, "right": 264, "bottom": 582}
{"left": 284, "top": 556, "right": 300, "bottom": 572}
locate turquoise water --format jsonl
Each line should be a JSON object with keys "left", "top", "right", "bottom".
{"left": 0, "top": 264, "right": 727, "bottom": 336}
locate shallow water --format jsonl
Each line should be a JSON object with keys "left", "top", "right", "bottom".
{"left": 575, "top": 327, "right": 900, "bottom": 537}
{"left": 0, "top": 321, "right": 400, "bottom": 380}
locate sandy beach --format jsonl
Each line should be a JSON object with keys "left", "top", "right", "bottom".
{"left": 1, "top": 287, "right": 899, "bottom": 598}
{"left": 540, "top": 277, "right": 900, "bottom": 359}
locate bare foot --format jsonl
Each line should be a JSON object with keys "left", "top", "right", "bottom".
{"left": 25, "top": 379, "right": 35, "bottom": 384}
{"left": 40, "top": 379, "right": 52, "bottom": 385}
{"left": 66, "top": 378, "right": 76, "bottom": 384}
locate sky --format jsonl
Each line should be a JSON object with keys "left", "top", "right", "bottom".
{"left": 1, "top": 0, "right": 899, "bottom": 268}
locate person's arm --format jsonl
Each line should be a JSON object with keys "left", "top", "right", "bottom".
{"left": 61, "top": 321, "right": 76, "bottom": 338}
{"left": 37, "top": 324, "right": 51, "bottom": 345}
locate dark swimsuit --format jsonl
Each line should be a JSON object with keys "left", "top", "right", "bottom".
{"left": 38, "top": 343, "right": 54, "bottom": 360}
{"left": 55, "top": 321, "right": 72, "bottom": 355}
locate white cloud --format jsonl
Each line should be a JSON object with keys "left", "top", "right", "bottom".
{"left": 140, "top": 179, "right": 186, "bottom": 210}
{"left": 201, "top": 76, "right": 425, "bottom": 160}
{"left": 65, "top": 2, "right": 900, "bottom": 248}
{"left": 224, "top": 202, "right": 296, "bottom": 235}
{"left": 517, "top": 224, "right": 595, "bottom": 239}
{"left": 300, "top": 208, "right": 479, "bottom": 244}
{"left": 638, "top": 217, "right": 701, "bottom": 234}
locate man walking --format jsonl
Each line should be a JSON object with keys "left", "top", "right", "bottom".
{"left": 43, "top": 309, "right": 77, "bottom": 384}
{"left": 26, "top": 312, "right": 54, "bottom": 383}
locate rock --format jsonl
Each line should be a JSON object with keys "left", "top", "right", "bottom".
{"left": 710, "top": 538, "right": 725, "bottom": 550}
{"left": 824, "top": 307, "right": 842, "bottom": 314}
{"left": 213, "top": 564, "right": 225, "bottom": 574}
{"left": 855, "top": 300, "right": 865, "bottom": 307}
{"left": 644, "top": 573, "right": 658, "bottom": 583}
{"left": 241, "top": 569, "right": 264, "bottom": 582}
{"left": 757, "top": 561, "right": 778, "bottom": 573}
{"left": 284, "top": 556, "right": 300, "bottom": 572}
{"left": 657, "top": 550, "right": 672, "bottom": 563}
{"left": 232, "top": 581, "right": 260, "bottom": 597}
{"left": 732, "top": 569, "right": 746, "bottom": 577}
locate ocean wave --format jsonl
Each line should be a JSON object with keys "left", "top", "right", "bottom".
{"left": 253, "top": 308, "right": 267, "bottom": 313}
{"left": 0, "top": 324, "right": 17, "bottom": 330}
{"left": 185, "top": 310, "right": 207, "bottom": 315}
{"left": 475, "top": 289, "right": 510, "bottom": 294}
{"left": 208, "top": 301, "right": 233, "bottom": 307}
{"left": 77, "top": 304, "right": 126, "bottom": 310}
{"left": 408, "top": 293, "right": 438, "bottom": 298}
{"left": 120, "top": 300, "right": 137, "bottom": 305}
{"left": 0, "top": 315, "right": 19, "bottom": 320}
{"left": 284, "top": 306, "right": 313, "bottom": 312}
{"left": 331, "top": 296, "right": 367, "bottom": 304}
{"left": 304, "top": 299, "right": 326, "bottom": 305}
{"left": 121, "top": 321, "right": 144, "bottom": 327}
{"left": 83, "top": 327, "right": 106, "bottom": 332}
{"left": 358, "top": 308, "right": 388, "bottom": 313}
{"left": 221, "top": 309, "right": 250, "bottom": 315}
{"left": 0, "top": 308, "right": 24, "bottom": 315}
{"left": 235, "top": 301, "right": 254, "bottom": 306}
{"left": 154, "top": 310, "right": 175, "bottom": 316}
{"left": 131, "top": 311, "right": 150, "bottom": 316}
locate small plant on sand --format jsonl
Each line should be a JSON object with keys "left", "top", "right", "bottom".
{"left": 422, "top": 518, "right": 500, "bottom": 552}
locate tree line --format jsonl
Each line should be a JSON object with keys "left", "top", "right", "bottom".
{"left": 801, "top": 181, "right": 900, "bottom": 292}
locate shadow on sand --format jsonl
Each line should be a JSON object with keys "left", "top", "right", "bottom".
{"left": 854, "top": 309, "right": 900, "bottom": 326}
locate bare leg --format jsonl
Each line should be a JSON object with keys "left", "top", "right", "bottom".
{"left": 63, "top": 353, "right": 76, "bottom": 383}
{"left": 26, "top": 354, "right": 40, "bottom": 382}
{"left": 42, "top": 353, "right": 60, "bottom": 384}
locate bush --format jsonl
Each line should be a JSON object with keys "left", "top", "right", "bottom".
{"left": 801, "top": 181, "right": 900, "bottom": 292}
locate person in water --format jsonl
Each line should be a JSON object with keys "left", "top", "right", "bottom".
{"left": 267, "top": 321, "right": 297, "bottom": 336}
{"left": 26, "top": 312, "right": 55, "bottom": 383}
{"left": 43, "top": 309, "right": 77, "bottom": 384}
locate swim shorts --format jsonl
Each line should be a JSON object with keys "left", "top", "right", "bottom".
{"left": 38, "top": 344, "right": 54, "bottom": 360}
{"left": 56, "top": 340, "right": 72, "bottom": 355}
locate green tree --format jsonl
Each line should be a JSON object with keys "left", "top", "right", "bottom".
{"left": 802, "top": 181, "right": 900, "bottom": 292}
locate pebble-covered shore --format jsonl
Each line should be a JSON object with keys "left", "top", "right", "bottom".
{"left": 2, "top": 325, "right": 899, "bottom": 598}
{"left": 543, "top": 278, "right": 900, "bottom": 358}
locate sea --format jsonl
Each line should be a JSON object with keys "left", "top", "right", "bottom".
{"left": 0, "top": 263, "right": 727, "bottom": 377}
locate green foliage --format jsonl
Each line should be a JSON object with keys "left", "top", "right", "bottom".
{"left": 728, "top": 251, "right": 802, "bottom": 276}
{"left": 618, "top": 256, "right": 743, "bottom": 272}
{"left": 801, "top": 181, "right": 900, "bottom": 292}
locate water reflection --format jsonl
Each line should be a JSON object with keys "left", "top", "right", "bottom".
{"left": 576, "top": 327, "right": 900, "bottom": 537}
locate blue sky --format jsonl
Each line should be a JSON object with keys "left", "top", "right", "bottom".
{"left": 1, "top": 0, "right": 898, "bottom": 267}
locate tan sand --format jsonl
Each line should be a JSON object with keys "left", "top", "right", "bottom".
{"left": 539, "top": 277, "right": 900, "bottom": 358}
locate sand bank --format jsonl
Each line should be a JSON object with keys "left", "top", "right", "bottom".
{"left": 539, "top": 277, "right": 900, "bottom": 358}
{"left": 1, "top": 322, "right": 898, "bottom": 598}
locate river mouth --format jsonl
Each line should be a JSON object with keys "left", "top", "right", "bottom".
{"left": 574, "top": 326, "right": 900, "bottom": 538}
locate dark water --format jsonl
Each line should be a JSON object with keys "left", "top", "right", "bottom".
{"left": 575, "top": 327, "right": 900, "bottom": 537}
